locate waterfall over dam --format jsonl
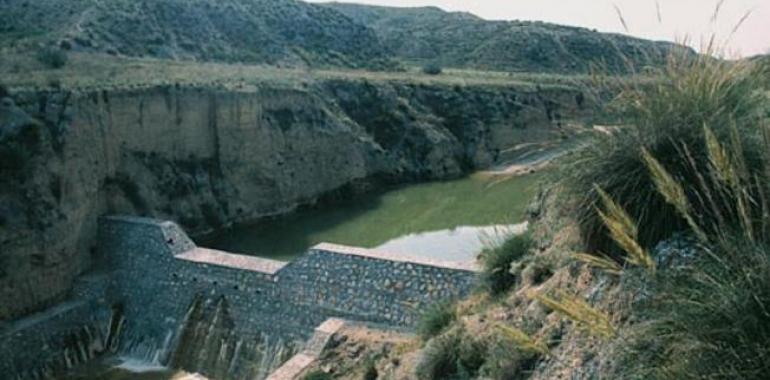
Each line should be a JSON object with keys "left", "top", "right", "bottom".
{"left": 0, "top": 216, "right": 479, "bottom": 379}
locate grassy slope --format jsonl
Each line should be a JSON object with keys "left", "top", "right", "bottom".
{"left": 0, "top": 0, "right": 684, "bottom": 74}
{"left": 0, "top": 52, "right": 597, "bottom": 92}
{"left": 322, "top": 2, "right": 682, "bottom": 73}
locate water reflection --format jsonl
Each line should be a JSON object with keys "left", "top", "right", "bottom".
{"left": 374, "top": 223, "right": 528, "bottom": 261}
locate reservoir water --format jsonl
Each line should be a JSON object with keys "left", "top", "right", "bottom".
{"left": 200, "top": 172, "right": 542, "bottom": 262}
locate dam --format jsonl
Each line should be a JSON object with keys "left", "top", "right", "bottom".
{"left": 0, "top": 216, "right": 480, "bottom": 379}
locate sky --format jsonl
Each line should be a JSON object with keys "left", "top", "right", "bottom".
{"left": 307, "top": 0, "right": 769, "bottom": 58}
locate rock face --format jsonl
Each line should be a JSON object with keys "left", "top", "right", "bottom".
{"left": 0, "top": 79, "right": 591, "bottom": 321}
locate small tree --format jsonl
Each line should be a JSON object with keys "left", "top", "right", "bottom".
{"left": 37, "top": 47, "right": 68, "bottom": 69}
{"left": 422, "top": 63, "right": 443, "bottom": 75}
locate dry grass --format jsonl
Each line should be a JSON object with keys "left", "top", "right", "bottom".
{"left": 497, "top": 325, "right": 549, "bottom": 356}
{"left": 594, "top": 185, "right": 656, "bottom": 272}
{"left": 533, "top": 290, "right": 616, "bottom": 340}
{"left": 0, "top": 52, "right": 597, "bottom": 93}
{"left": 571, "top": 252, "right": 623, "bottom": 275}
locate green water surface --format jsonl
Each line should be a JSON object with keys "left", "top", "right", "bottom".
{"left": 201, "top": 172, "right": 542, "bottom": 261}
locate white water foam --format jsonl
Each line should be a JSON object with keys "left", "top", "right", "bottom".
{"left": 114, "top": 357, "right": 168, "bottom": 373}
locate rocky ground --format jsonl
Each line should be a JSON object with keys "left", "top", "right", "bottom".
{"left": 301, "top": 324, "right": 419, "bottom": 380}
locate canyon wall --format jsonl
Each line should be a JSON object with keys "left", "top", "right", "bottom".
{"left": 0, "top": 79, "right": 591, "bottom": 321}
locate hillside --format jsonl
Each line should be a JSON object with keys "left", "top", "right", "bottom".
{"left": 0, "top": 0, "right": 687, "bottom": 74}
{"left": 0, "top": 0, "right": 392, "bottom": 69}
{"left": 323, "top": 2, "right": 681, "bottom": 73}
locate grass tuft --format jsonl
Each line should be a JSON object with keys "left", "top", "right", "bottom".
{"left": 572, "top": 252, "right": 623, "bottom": 275}
{"left": 302, "top": 371, "right": 332, "bottom": 380}
{"left": 416, "top": 327, "right": 487, "bottom": 380}
{"left": 481, "top": 233, "right": 534, "bottom": 295}
{"left": 496, "top": 325, "right": 549, "bottom": 356}
{"left": 594, "top": 185, "right": 656, "bottom": 272}
{"left": 562, "top": 43, "right": 769, "bottom": 257}
{"left": 418, "top": 301, "right": 457, "bottom": 341}
{"left": 533, "top": 290, "right": 616, "bottom": 340}
{"left": 564, "top": 34, "right": 770, "bottom": 379}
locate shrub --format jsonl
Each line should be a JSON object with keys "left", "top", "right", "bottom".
{"left": 422, "top": 63, "right": 443, "bottom": 75}
{"left": 0, "top": 121, "right": 42, "bottom": 176}
{"left": 481, "top": 233, "right": 534, "bottom": 295}
{"left": 417, "top": 301, "right": 456, "bottom": 340}
{"left": 562, "top": 46, "right": 769, "bottom": 257}
{"left": 303, "top": 371, "right": 332, "bottom": 380}
{"left": 37, "top": 47, "right": 68, "bottom": 69}
{"left": 416, "top": 327, "right": 487, "bottom": 380}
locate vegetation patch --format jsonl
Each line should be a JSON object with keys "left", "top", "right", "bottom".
{"left": 481, "top": 233, "right": 534, "bottom": 295}
{"left": 562, "top": 47, "right": 769, "bottom": 257}
{"left": 422, "top": 64, "right": 443, "bottom": 75}
{"left": 418, "top": 301, "right": 457, "bottom": 341}
{"left": 302, "top": 371, "right": 332, "bottom": 380}
{"left": 416, "top": 326, "right": 487, "bottom": 380}
{"left": 36, "top": 47, "right": 68, "bottom": 69}
{"left": 617, "top": 238, "right": 770, "bottom": 379}
{"left": 484, "top": 329, "right": 543, "bottom": 380}
{"left": 560, "top": 44, "right": 770, "bottom": 379}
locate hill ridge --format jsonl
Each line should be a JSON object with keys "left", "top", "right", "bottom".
{"left": 323, "top": 2, "right": 682, "bottom": 73}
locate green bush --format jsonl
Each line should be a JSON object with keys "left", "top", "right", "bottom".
{"left": 417, "top": 301, "right": 456, "bottom": 340}
{"left": 416, "top": 327, "right": 487, "bottom": 380}
{"left": 303, "top": 371, "right": 332, "bottom": 380}
{"left": 37, "top": 47, "right": 68, "bottom": 69}
{"left": 422, "top": 63, "right": 443, "bottom": 75}
{"left": 482, "top": 233, "right": 534, "bottom": 295}
{"left": 562, "top": 47, "right": 769, "bottom": 256}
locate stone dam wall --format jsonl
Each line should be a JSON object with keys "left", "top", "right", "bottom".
{"left": 0, "top": 215, "right": 478, "bottom": 379}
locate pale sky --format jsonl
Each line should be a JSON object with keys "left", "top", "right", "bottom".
{"left": 307, "top": 0, "right": 770, "bottom": 57}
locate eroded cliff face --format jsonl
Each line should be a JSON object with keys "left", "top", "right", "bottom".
{"left": 0, "top": 79, "right": 591, "bottom": 321}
